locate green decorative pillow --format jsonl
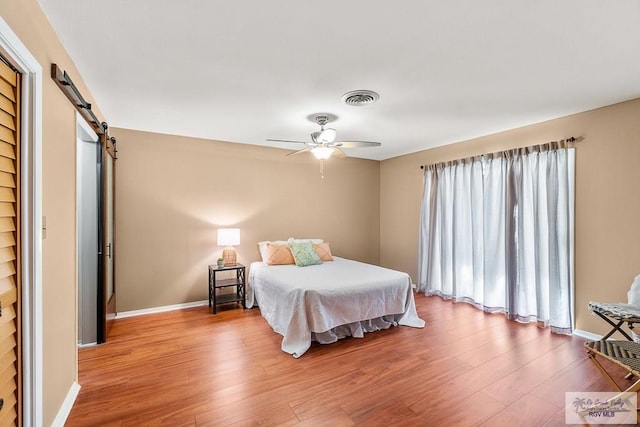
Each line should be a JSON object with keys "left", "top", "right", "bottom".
{"left": 288, "top": 240, "right": 322, "bottom": 267}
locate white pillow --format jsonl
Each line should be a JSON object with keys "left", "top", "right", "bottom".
{"left": 627, "top": 274, "right": 640, "bottom": 306}
{"left": 291, "top": 238, "right": 324, "bottom": 243}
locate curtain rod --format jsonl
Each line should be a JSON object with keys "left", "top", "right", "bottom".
{"left": 419, "top": 136, "right": 581, "bottom": 170}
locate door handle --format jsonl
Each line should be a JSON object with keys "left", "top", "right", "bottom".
{"left": 107, "top": 243, "right": 112, "bottom": 259}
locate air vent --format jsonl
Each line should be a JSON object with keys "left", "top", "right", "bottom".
{"left": 341, "top": 90, "right": 380, "bottom": 106}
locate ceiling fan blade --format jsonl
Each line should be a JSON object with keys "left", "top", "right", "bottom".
{"left": 286, "top": 147, "right": 311, "bottom": 156}
{"left": 335, "top": 140, "right": 382, "bottom": 148}
{"left": 266, "top": 138, "right": 309, "bottom": 144}
{"left": 332, "top": 147, "right": 347, "bottom": 158}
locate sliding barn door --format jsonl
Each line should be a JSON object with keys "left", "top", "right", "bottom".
{"left": 98, "top": 136, "right": 116, "bottom": 342}
{"left": 0, "top": 56, "right": 22, "bottom": 426}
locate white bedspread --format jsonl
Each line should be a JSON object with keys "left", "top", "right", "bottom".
{"left": 248, "top": 257, "right": 425, "bottom": 357}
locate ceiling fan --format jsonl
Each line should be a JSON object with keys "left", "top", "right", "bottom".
{"left": 267, "top": 114, "right": 381, "bottom": 160}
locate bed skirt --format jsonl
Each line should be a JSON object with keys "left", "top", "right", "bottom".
{"left": 311, "top": 314, "right": 403, "bottom": 344}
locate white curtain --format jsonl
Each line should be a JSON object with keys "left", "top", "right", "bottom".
{"left": 418, "top": 142, "right": 575, "bottom": 334}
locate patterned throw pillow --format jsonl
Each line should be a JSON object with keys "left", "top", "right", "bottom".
{"left": 288, "top": 240, "right": 322, "bottom": 267}
{"left": 313, "top": 242, "right": 334, "bottom": 261}
{"left": 266, "top": 243, "right": 295, "bottom": 265}
{"left": 258, "top": 240, "right": 288, "bottom": 263}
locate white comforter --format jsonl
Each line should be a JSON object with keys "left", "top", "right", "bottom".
{"left": 248, "top": 257, "right": 425, "bottom": 357}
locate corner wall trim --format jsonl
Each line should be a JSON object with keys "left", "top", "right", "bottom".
{"left": 50, "top": 381, "right": 81, "bottom": 427}
{"left": 116, "top": 300, "right": 209, "bottom": 319}
{"left": 573, "top": 329, "right": 603, "bottom": 341}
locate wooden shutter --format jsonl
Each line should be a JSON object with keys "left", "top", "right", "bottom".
{"left": 0, "top": 57, "right": 21, "bottom": 427}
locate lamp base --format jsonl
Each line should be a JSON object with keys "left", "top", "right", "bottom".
{"left": 222, "top": 246, "right": 237, "bottom": 266}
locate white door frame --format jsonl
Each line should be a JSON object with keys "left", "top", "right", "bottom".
{"left": 76, "top": 112, "right": 99, "bottom": 346}
{"left": 0, "top": 17, "right": 43, "bottom": 427}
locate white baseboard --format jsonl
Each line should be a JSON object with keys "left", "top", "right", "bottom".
{"left": 573, "top": 329, "right": 603, "bottom": 341}
{"left": 77, "top": 341, "right": 97, "bottom": 348}
{"left": 116, "top": 299, "right": 209, "bottom": 319}
{"left": 51, "top": 381, "right": 80, "bottom": 427}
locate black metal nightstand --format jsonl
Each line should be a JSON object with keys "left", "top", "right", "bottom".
{"left": 208, "top": 264, "right": 246, "bottom": 314}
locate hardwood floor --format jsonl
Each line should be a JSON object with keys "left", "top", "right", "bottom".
{"left": 66, "top": 294, "right": 632, "bottom": 426}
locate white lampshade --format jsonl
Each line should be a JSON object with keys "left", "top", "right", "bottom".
{"left": 217, "top": 228, "right": 240, "bottom": 246}
{"left": 217, "top": 228, "right": 240, "bottom": 266}
{"left": 311, "top": 146, "right": 334, "bottom": 160}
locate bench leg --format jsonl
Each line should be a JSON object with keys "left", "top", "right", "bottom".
{"left": 587, "top": 350, "right": 640, "bottom": 393}
{"left": 582, "top": 353, "right": 640, "bottom": 424}
{"left": 594, "top": 311, "right": 633, "bottom": 340}
{"left": 587, "top": 352, "right": 624, "bottom": 391}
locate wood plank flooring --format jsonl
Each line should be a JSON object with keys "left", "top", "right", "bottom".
{"left": 66, "top": 294, "right": 632, "bottom": 426}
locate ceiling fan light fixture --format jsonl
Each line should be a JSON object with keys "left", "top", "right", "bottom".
{"left": 317, "top": 128, "right": 336, "bottom": 143}
{"left": 311, "top": 146, "right": 333, "bottom": 160}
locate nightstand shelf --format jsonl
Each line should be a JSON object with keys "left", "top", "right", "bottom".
{"left": 208, "top": 264, "right": 246, "bottom": 314}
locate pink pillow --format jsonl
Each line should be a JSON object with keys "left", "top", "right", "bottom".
{"left": 266, "top": 243, "right": 295, "bottom": 265}
{"left": 314, "top": 242, "right": 334, "bottom": 261}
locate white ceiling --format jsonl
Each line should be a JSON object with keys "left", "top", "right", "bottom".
{"left": 36, "top": 0, "right": 640, "bottom": 160}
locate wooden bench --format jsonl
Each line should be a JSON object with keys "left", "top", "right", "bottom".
{"left": 584, "top": 340, "right": 640, "bottom": 423}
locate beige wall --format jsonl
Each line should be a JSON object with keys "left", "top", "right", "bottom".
{"left": 380, "top": 97, "right": 640, "bottom": 337}
{"left": 111, "top": 128, "right": 380, "bottom": 312}
{"left": 2, "top": 1, "right": 637, "bottom": 422}
{"left": 0, "top": 0, "right": 107, "bottom": 424}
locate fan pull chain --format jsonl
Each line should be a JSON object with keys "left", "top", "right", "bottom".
{"left": 320, "top": 159, "right": 325, "bottom": 179}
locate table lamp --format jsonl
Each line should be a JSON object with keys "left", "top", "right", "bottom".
{"left": 217, "top": 228, "right": 240, "bottom": 266}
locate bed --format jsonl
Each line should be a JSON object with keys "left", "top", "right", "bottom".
{"left": 247, "top": 256, "right": 425, "bottom": 358}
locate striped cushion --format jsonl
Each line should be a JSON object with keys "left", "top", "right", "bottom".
{"left": 585, "top": 340, "right": 640, "bottom": 375}
{"left": 588, "top": 302, "right": 640, "bottom": 322}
